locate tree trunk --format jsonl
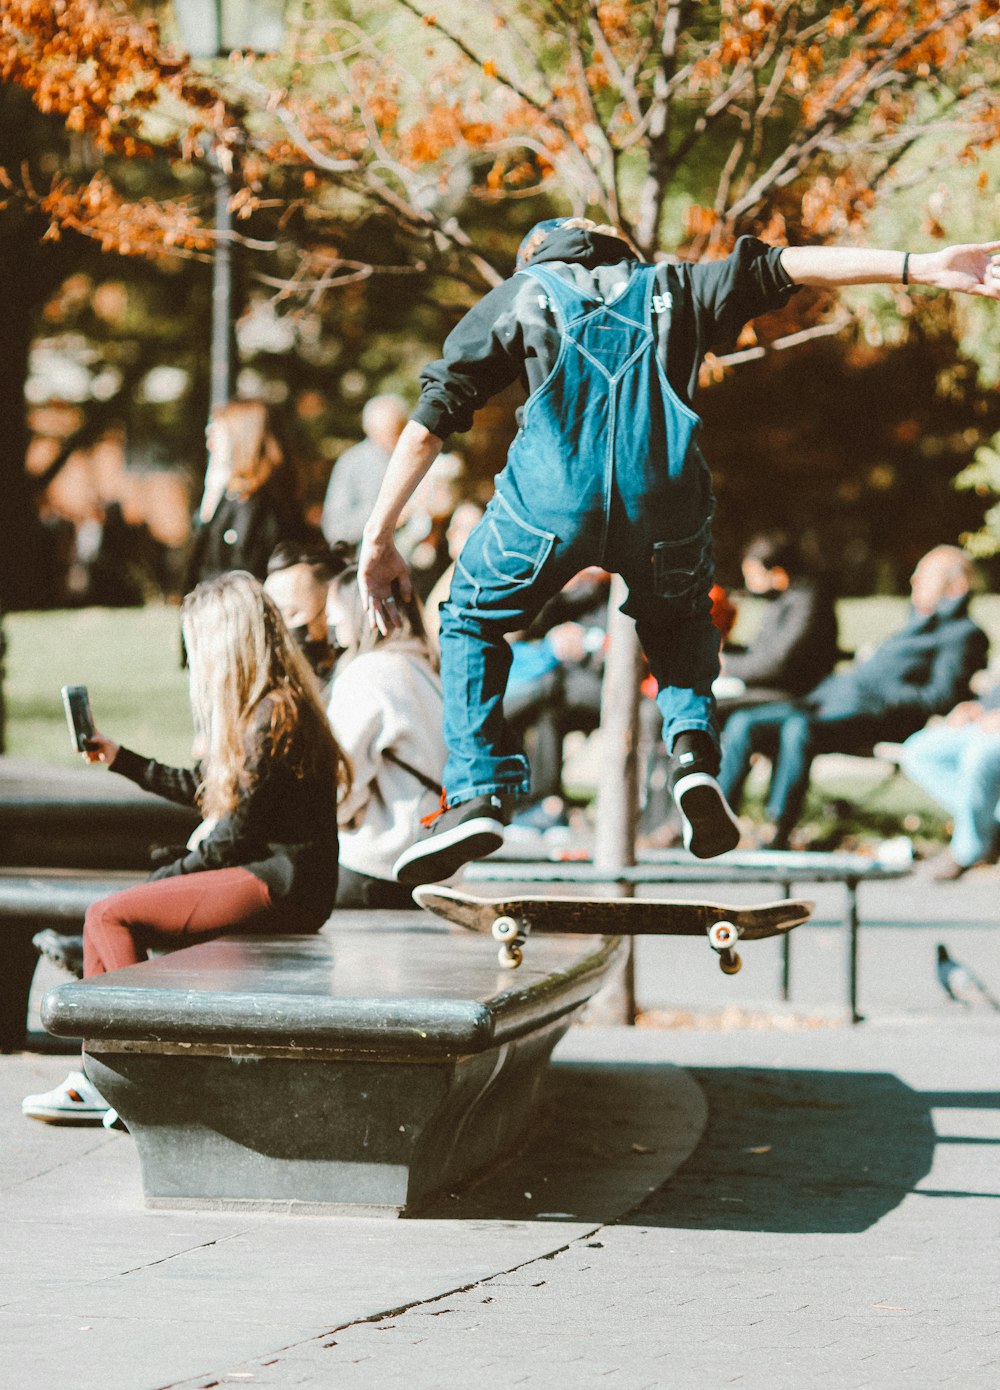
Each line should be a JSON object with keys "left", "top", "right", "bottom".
{"left": 588, "top": 574, "right": 644, "bottom": 1025}
{"left": 0, "top": 263, "right": 49, "bottom": 611}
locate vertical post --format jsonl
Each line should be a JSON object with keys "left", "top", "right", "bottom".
{"left": 780, "top": 879, "right": 792, "bottom": 1001}
{"left": 847, "top": 879, "right": 862, "bottom": 1024}
{"left": 209, "top": 157, "right": 235, "bottom": 412}
{"left": 588, "top": 576, "right": 644, "bottom": 1025}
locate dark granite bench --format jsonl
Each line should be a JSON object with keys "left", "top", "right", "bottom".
{"left": 465, "top": 847, "right": 913, "bottom": 1023}
{"left": 0, "top": 756, "right": 198, "bottom": 870}
{"left": 41, "top": 913, "right": 623, "bottom": 1215}
{"left": 0, "top": 869, "right": 144, "bottom": 1048}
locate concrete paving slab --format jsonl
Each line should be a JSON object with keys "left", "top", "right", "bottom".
{"left": 6, "top": 864, "right": 1000, "bottom": 1389}
{"left": 1, "top": 1029, "right": 705, "bottom": 1390}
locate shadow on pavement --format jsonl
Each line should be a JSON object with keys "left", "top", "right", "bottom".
{"left": 631, "top": 1067, "right": 1000, "bottom": 1234}
{"left": 419, "top": 1060, "right": 706, "bottom": 1224}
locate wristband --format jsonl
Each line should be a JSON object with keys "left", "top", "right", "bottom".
{"left": 901, "top": 252, "right": 911, "bottom": 286}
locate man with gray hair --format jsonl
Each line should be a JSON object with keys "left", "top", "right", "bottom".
{"left": 321, "top": 394, "right": 408, "bottom": 547}
{"left": 719, "top": 545, "right": 988, "bottom": 848}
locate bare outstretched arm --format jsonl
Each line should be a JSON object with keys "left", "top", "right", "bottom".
{"left": 780, "top": 242, "right": 1000, "bottom": 297}
{"left": 358, "top": 420, "right": 444, "bottom": 635}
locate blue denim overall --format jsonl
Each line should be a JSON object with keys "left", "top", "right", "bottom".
{"left": 437, "top": 261, "right": 720, "bottom": 805}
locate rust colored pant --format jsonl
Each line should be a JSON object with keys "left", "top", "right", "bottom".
{"left": 83, "top": 867, "right": 290, "bottom": 977}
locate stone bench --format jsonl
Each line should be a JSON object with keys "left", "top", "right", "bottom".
{"left": 465, "top": 847, "right": 913, "bottom": 1023}
{"left": 0, "top": 869, "right": 145, "bottom": 1049}
{"left": 0, "top": 756, "right": 198, "bottom": 871}
{"left": 40, "top": 913, "right": 624, "bottom": 1216}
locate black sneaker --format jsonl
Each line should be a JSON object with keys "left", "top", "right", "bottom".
{"left": 670, "top": 732, "right": 740, "bottom": 860}
{"left": 393, "top": 794, "right": 508, "bottom": 886}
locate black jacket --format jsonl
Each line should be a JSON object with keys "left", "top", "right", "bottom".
{"left": 185, "top": 482, "right": 304, "bottom": 589}
{"left": 805, "top": 594, "right": 988, "bottom": 734}
{"left": 411, "top": 230, "right": 798, "bottom": 442}
{"left": 110, "top": 697, "right": 340, "bottom": 923}
{"left": 725, "top": 578, "right": 839, "bottom": 698}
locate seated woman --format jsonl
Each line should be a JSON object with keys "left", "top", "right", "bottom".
{"left": 23, "top": 571, "right": 349, "bottom": 1126}
{"left": 326, "top": 565, "right": 445, "bottom": 909}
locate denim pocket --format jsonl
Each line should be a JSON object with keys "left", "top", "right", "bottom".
{"left": 652, "top": 516, "right": 713, "bottom": 603}
{"left": 478, "top": 491, "right": 556, "bottom": 588}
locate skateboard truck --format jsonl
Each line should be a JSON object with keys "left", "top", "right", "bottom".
{"left": 707, "top": 920, "right": 742, "bottom": 975}
{"left": 491, "top": 914, "right": 530, "bottom": 969}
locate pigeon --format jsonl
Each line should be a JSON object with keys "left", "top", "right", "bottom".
{"left": 936, "top": 944, "right": 1000, "bottom": 1011}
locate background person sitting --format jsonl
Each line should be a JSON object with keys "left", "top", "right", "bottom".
{"left": 186, "top": 400, "right": 304, "bottom": 588}
{"left": 719, "top": 545, "right": 988, "bottom": 848}
{"left": 715, "top": 530, "right": 839, "bottom": 718}
{"left": 900, "top": 680, "right": 1000, "bottom": 880}
{"left": 23, "top": 572, "right": 348, "bottom": 1126}
{"left": 264, "top": 537, "right": 351, "bottom": 695}
{"left": 325, "top": 566, "right": 446, "bottom": 909}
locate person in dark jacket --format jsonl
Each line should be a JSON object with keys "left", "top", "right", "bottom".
{"left": 357, "top": 220, "right": 1000, "bottom": 883}
{"left": 719, "top": 546, "right": 988, "bottom": 847}
{"left": 716, "top": 531, "right": 839, "bottom": 716}
{"left": 185, "top": 399, "right": 303, "bottom": 588}
{"left": 22, "top": 571, "right": 349, "bottom": 1126}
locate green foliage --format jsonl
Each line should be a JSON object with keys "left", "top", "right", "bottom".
{"left": 955, "top": 433, "right": 1000, "bottom": 559}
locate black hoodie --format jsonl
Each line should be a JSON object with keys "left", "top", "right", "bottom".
{"left": 412, "top": 229, "right": 797, "bottom": 442}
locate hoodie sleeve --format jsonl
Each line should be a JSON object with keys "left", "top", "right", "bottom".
{"left": 410, "top": 279, "right": 527, "bottom": 440}
{"left": 683, "top": 236, "right": 798, "bottom": 354}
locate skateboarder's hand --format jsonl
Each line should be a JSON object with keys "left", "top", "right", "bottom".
{"left": 920, "top": 242, "right": 1000, "bottom": 298}
{"left": 358, "top": 534, "right": 413, "bottom": 635}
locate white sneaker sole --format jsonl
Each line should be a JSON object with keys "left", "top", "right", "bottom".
{"left": 22, "top": 1103, "right": 109, "bottom": 1125}
{"left": 393, "top": 815, "right": 506, "bottom": 886}
{"left": 674, "top": 772, "right": 741, "bottom": 860}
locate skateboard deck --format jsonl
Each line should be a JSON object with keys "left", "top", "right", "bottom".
{"left": 413, "top": 884, "right": 813, "bottom": 971}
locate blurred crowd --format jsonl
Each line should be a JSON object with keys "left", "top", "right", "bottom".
{"left": 22, "top": 390, "right": 1000, "bottom": 877}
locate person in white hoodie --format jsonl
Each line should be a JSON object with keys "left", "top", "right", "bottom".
{"left": 326, "top": 566, "right": 446, "bottom": 907}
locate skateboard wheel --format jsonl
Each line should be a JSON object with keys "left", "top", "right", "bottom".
{"left": 492, "top": 915, "right": 523, "bottom": 943}
{"left": 498, "top": 944, "right": 523, "bottom": 970}
{"left": 719, "top": 951, "right": 742, "bottom": 976}
{"left": 708, "top": 920, "right": 737, "bottom": 951}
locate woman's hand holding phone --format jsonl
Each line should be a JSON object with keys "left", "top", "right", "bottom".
{"left": 82, "top": 732, "right": 120, "bottom": 766}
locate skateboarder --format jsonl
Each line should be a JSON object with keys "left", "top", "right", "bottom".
{"left": 358, "top": 218, "right": 1000, "bottom": 884}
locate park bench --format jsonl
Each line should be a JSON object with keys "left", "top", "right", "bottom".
{"left": 0, "top": 757, "right": 196, "bottom": 1047}
{"left": 0, "top": 758, "right": 198, "bottom": 870}
{"left": 40, "top": 913, "right": 623, "bottom": 1216}
{"left": 465, "top": 846, "right": 913, "bottom": 1023}
{"left": 0, "top": 868, "right": 144, "bottom": 1048}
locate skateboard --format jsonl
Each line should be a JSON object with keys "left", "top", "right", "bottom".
{"left": 413, "top": 884, "right": 813, "bottom": 971}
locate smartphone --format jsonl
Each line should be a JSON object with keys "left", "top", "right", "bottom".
{"left": 61, "top": 684, "right": 96, "bottom": 753}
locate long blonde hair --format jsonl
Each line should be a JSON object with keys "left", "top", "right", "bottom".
{"left": 182, "top": 571, "right": 350, "bottom": 819}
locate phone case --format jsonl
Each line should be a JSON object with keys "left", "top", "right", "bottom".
{"left": 61, "top": 684, "right": 95, "bottom": 752}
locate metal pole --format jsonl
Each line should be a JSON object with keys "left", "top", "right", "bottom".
{"left": 780, "top": 879, "right": 792, "bottom": 1001}
{"left": 209, "top": 157, "right": 235, "bottom": 411}
{"left": 847, "top": 879, "right": 862, "bottom": 1023}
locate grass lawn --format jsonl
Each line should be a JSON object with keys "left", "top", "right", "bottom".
{"left": 3, "top": 606, "right": 195, "bottom": 768}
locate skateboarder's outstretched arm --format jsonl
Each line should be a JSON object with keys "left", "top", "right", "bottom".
{"left": 359, "top": 421, "right": 444, "bottom": 635}
{"left": 780, "top": 241, "right": 1000, "bottom": 297}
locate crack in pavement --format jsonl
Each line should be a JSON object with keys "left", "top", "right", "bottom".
{"left": 115, "top": 1230, "right": 251, "bottom": 1280}
{"left": 155, "top": 1223, "right": 609, "bottom": 1390}
{"left": 1, "top": 1133, "right": 114, "bottom": 1195}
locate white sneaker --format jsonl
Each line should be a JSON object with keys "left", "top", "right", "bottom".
{"left": 22, "top": 1070, "right": 110, "bottom": 1125}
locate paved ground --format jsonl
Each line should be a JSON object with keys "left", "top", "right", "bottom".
{"left": 3, "top": 866, "right": 999, "bottom": 1389}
